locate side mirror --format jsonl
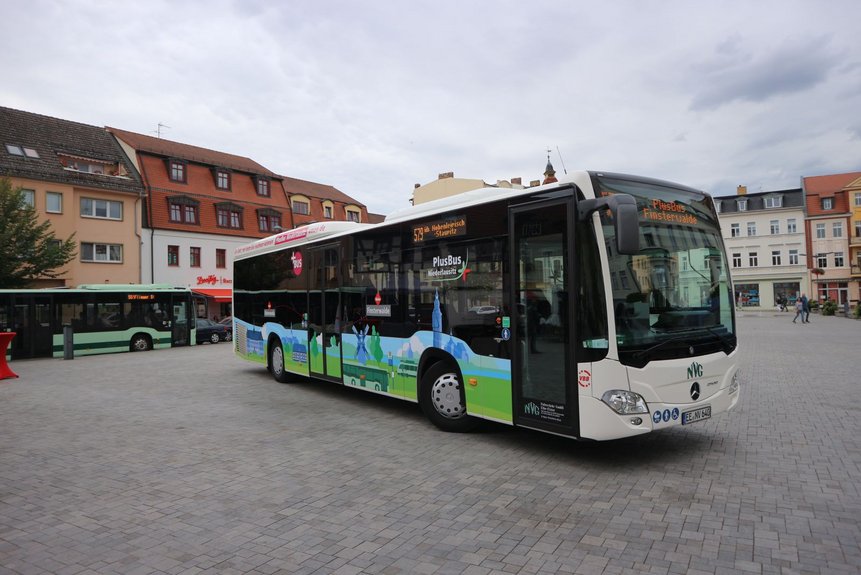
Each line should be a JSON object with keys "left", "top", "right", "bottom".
{"left": 578, "top": 194, "right": 640, "bottom": 254}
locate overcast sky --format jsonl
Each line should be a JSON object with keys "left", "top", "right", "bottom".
{"left": 3, "top": 0, "right": 860, "bottom": 214}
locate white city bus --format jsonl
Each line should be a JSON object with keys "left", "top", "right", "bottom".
{"left": 232, "top": 171, "right": 739, "bottom": 441}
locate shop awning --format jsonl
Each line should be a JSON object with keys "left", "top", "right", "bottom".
{"left": 193, "top": 288, "right": 232, "bottom": 302}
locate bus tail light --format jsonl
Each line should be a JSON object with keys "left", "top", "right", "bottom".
{"left": 601, "top": 390, "right": 648, "bottom": 415}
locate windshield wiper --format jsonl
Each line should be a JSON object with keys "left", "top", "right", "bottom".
{"left": 632, "top": 335, "right": 691, "bottom": 362}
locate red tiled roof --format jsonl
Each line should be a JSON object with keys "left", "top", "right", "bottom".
{"left": 282, "top": 175, "right": 365, "bottom": 207}
{"left": 107, "top": 126, "right": 278, "bottom": 177}
{"left": 803, "top": 172, "right": 861, "bottom": 194}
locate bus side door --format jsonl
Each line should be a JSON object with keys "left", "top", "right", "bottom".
{"left": 308, "top": 245, "right": 342, "bottom": 381}
{"left": 509, "top": 198, "right": 578, "bottom": 437}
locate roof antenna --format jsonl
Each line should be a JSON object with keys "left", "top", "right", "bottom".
{"left": 556, "top": 145, "right": 568, "bottom": 175}
{"left": 154, "top": 123, "right": 170, "bottom": 138}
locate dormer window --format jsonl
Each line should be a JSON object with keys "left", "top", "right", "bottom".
{"left": 214, "top": 169, "right": 231, "bottom": 190}
{"left": 255, "top": 176, "right": 271, "bottom": 197}
{"left": 764, "top": 195, "right": 783, "bottom": 209}
{"left": 737, "top": 199, "right": 748, "bottom": 211}
{"left": 714, "top": 200, "right": 721, "bottom": 213}
{"left": 168, "top": 159, "right": 187, "bottom": 183}
{"left": 821, "top": 197, "right": 833, "bottom": 210}
{"left": 167, "top": 195, "right": 199, "bottom": 224}
{"left": 57, "top": 153, "right": 124, "bottom": 176}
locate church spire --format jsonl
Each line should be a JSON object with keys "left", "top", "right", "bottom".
{"left": 542, "top": 149, "right": 557, "bottom": 185}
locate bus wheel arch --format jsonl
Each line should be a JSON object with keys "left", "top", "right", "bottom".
{"left": 129, "top": 333, "right": 152, "bottom": 352}
{"left": 267, "top": 335, "right": 291, "bottom": 383}
{"left": 418, "top": 353, "right": 479, "bottom": 432}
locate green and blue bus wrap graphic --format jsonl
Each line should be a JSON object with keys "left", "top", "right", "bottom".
{"left": 51, "top": 328, "right": 172, "bottom": 357}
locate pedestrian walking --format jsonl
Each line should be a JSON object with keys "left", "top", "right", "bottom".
{"left": 792, "top": 298, "right": 803, "bottom": 323}
{"left": 801, "top": 293, "right": 810, "bottom": 323}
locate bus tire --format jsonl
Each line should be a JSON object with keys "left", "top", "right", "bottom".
{"left": 419, "top": 362, "right": 479, "bottom": 432}
{"left": 130, "top": 333, "right": 152, "bottom": 352}
{"left": 268, "top": 339, "right": 291, "bottom": 383}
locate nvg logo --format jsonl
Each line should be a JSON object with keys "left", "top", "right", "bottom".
{"left": 687, "top": 361, "right": 703, "bottom": 379}
{"left": 524, "top": 402, "right": 540, "bottom": 416}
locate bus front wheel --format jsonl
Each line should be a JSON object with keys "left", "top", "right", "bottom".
{"left": 419, "top": 362, "right": 479, "bottom": 432}
{"left": 269, "top": 340, "right": 291, "bottom": 383}
{"left": 130, "top": 333, "right": 152, "bottom": 352}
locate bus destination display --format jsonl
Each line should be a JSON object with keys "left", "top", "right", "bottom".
{"left": 412, "top": 215, "right": 466, "bottom": 244}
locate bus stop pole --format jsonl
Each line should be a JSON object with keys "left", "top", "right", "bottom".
{"left": 63, "top": 324, "right": 74, "bottom": 360}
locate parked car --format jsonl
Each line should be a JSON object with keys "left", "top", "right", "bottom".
{"left": 195, "top": 318, "right": 229, "bottom": 344}
{"left": 217, "top": 316, "right": 233, "bottom": 341}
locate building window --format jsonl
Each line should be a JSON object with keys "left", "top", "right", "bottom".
{"left": 169, "top": 160, "right": 187, "bottom": 183}
{"left": 46, "top": 191, "right": 63, "bottom": 213}
{"left": 346, "top": 210, "right": 360, "bottom": 222}
{"left": 787, "top": 218, "right": 797, "bottom": 234}
{"left": 816, "top": 223, "right": 825, "bottom": 238}
{"left": 184, "top": 204, "right": 197, "bottom": 224}
{"left": 764, "top": 196, "right": 783, "bottom": 208}
{"left": 749, "top": 252, "right": 758, "bottom": 267}
{"left": 81, "top": 198, "right": 122, "bottom": 220}
{"left": 789, "top": 249, "right": 799, "bottom": 265}
{"left": 20, "top": 189, "right": 35, "bottom": 208}
{"left": 732, "top": 253, "right": 742, "bottom": 268}
{"left": 292, "top": 200, "right": 310, "bottom": 215}
{"left": 833, "top": 222, "right": 843, "bottom": 238}
{"left": 190, "top": 247, "right": 201, "bottom": 268}
{"left": 216, "top": 249, "right": 226, "bottom": 269}
{"left": 835, "top": 252, "right": 844, "bottom": 267}
{"left": 256, "top": 177, "right": 270, "bottom": 197}
{"left": 855, "top": 222, "right": 861, "bottom": 238}
{"left": 772, "top": 250, "right": 781, "bottom": 266}
{"left": 324, "top": 205, "right": 333, "bottom": 218}
{"left": 5, "top": 143, "right": 38, "bottom": 158}
{"left": 714, "top": 200, "right": 721, "bottom": 213}
{"left": 730, "top": 223, "right": 740, "bottom": 238}
{"left": 168, "top": 197, "right": 199, "bottom": 224}
{"left": 817, "top": 254, "right": 828, "bottom": 268}
{"left": 168, "top": 245, "right": 179, "bottom": 266}
{"left": 258, "top": 212, "right": 282, "bottom": 233}
{"left": 737, "top": 199, "right": 747, "bottom": 211}
{"left": 855, "top": 192, "right": 861, "bottom": 207}
{"left": 81, "top": 242, "right": 122, "bottom": 263}
{"left": 747, "top": 222, "right": 756, "bottom": 236}
{"left": 770, "top": 220, "right": 779, "bottom": 235}
{"left": 821, "top": 197, "right": 833, "bottom": 210}
{"left": 215, "top": 170, "right": 231, "bottom": 190}
{"left": 216, "top": 203, "right": 243, "bottom": 229}
{"left": 735, "top": 283, "right": 760, "bottom": 307}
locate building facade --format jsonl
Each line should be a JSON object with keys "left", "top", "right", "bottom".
{"left": 108, "top": 127, "right": 293, "bottom": 319}
{"left": 0, "top": 107, "right": 145, "bottom": 287}
{"left": 715, "top": 186, "right": 808, "bottom": 309}
{"left": 283, "top": 175, "right": 369, "bottom": 227}
{"left": 801, "top": 172, "right": 861, "bottom": 305}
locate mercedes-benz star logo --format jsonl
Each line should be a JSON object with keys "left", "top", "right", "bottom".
{"left": 690, "top": 382, "right": 701, "bottom": 401}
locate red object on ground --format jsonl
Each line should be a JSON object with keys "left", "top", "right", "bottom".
{"left": 0, "top": 332, "right": 19, "bottom": 380}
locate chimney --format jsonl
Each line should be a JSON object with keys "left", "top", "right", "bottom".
{"left": 438, "top": 171, "right": 454, "bottom": 180}
{"left": 414, "top": 183, "right": 420, "bottom": 189}
{"left": 511, "top": 177, "right": 522, "bottom": 185}
{"left": 737, "top": 185, "right": 747, "bottom": 195}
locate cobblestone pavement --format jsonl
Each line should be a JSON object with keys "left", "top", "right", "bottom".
{"left": 1, "top": 314, "right": 860, "bottom": 575}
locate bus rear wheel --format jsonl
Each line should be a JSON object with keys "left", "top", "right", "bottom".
{"left": 420, "top": 362, "right": 479, "bottom": 432}
{"left": 269, "top": 339, "right": 291, "bottom": 383}
{"left": 130, "top": 334, "right": 152, "bottom": 352}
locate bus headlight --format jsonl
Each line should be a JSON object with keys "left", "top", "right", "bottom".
{"left": 728, "top": 372, "right": 739, "bottom": 395}
{"left": 601, "top": 390, "right": 648, "bottom": 415}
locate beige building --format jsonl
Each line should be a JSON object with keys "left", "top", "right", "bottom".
{"left": 0, "top": 107, "right": 145, "bottom": 287}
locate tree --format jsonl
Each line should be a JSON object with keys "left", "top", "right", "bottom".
{"left": 0, "top": 177, "right": 76, "bottom": 288}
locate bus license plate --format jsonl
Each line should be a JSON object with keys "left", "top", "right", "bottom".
{"left": 682, "top": 406, "right": 711, "bottom": 425}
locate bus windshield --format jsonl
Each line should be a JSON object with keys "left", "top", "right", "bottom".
{"left": 594, "top": 175, "right": 736, "bottom": 367}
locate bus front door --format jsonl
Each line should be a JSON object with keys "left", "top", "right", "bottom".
{"left": 308, "top": 246, "right": 342, "bottom": 382}
{"left": 510, "top": 199, "right": 577, "bottom": 436}
{"left": 10, "top": 296, "right": 53, "bottom": 358}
